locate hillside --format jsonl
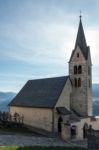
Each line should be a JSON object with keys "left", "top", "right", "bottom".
{"left": 0, "top": 92, "right": 16, "bottom": 111}
{"left": 92, "top": 84, "right": 99, "bottom": 115}
{"left": 92, "top": 84, "right": 99, "bottom": 97}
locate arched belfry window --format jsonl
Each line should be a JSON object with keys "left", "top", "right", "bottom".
{"left": 74, "top": 78, "right": 77, "bottom": 87}
{"left": 77, "top": 53, "right": 79, "bottom": 57}
{"left": 78, "top": 78, "right": 81, "bottom": 87}
{"left": 74, "top": 66, "right": 77, "bottom": 74}
{"left": 78, "top": 65, "right": 82, "bottom": 74}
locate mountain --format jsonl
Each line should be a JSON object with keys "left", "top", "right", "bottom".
{"left": 92, "top": 84, "right": 99, "bottom": 97}
{"left": 92, "top": 84, "right": 99, "bottom": 115}
{"left": 93, "top": 97, "right": 99, "bottom": 115}
{"left": 0, "top": 92, "right": 16, "bottom": 111}
{"left": 0, "top": 84, "right": 99, "bottom": 115}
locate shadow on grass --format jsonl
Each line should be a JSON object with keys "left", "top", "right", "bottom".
{"left": 16, "top": 146, "right": 88, "bottom": 150}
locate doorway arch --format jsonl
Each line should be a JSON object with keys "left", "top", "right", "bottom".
{"left": 83, "top": 123, "right": 88, "bottom": 138}
{"left": 58, "top": 116, "right": 63, "bottom": 135}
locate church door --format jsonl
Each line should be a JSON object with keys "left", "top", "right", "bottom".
{"left": 58, "top": 116, "right": 63, "bottom": 135}
{"left": 83, "top": 123, "right": 88, "bottom": 138}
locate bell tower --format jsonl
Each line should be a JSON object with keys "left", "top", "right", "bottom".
{"left": 69, "top": 16, "right": 92, "bottom": 117}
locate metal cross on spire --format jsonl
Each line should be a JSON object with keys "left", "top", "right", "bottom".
{"left": 79, "top": 10, "right": 82, "bottom": 19}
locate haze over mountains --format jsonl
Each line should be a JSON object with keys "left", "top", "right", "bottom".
{"left": 92, "top": 84, "right": 99, "bottom": 115}
{"left": 0, "top": 84, "right": 99, "bottom": 115}
{"left": 0, "top": 92, "right": 16, "bottom": 111}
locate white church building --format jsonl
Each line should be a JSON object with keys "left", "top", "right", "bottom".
{"left": 9, "top": 16, "right": 99, "bottom": 140}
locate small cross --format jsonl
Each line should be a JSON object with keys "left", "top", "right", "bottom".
{"left": 79, "top": 10, "right": 82, "bottom": 19}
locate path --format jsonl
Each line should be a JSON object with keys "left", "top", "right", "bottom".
{"left": 0, "top": 134, "right": 87, "bottom": 147}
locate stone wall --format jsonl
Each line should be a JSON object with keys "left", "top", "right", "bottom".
{"left": 71, "top": 117, "right": 99, "bottom": 139}
{"left": 55, "top": 78, "right": 72, "bottom": 110}
{"left": 88, "top": 130, "right": 99, "bottom": 149}
{"left": 61, "top": 123, "right": 71, "bottom": 141}
{"left": 69, "top": 46, "right": 92, "bottom": 116}
{"left": 10, "top": 106, "right": 53, "bottom": 132}
{"left": 54, "top": 78, "right": 72, "bottom": 133}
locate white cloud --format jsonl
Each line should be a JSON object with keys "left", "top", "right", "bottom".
{"left": 0, "top": 0, "right": 99, "bottom": 92}
{"left": 87, "top": 27, "right": 99, "bottom": 65}
{"left": 0, "top": 21, "right": 76, "bottom": 67}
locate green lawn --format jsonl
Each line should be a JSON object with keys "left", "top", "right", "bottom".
{"left": 0, "top": 126, "right": 35, "bottom": 135}
{"left": 0, "top": 147, "right": 88, "bottom": 150}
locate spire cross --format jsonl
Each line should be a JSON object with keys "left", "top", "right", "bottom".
{"left": 79, "top": 10, "right": 82, "bottom": 19}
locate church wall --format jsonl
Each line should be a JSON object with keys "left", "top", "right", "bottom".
{"left": 71, "top": 117, "right": 99, "bottom": 139}
{"left": 86, "top": 51, "right": 92, "bottom": 116}
{"left": 53, "top": 78, "right": 72, "bottom": 133}
{"left": 61, "top": 123, "right": 71, "bottom": 141}
{"left": 55, "top": 78, "right": 72, "bottom": 109}
{"left": 69, "top": 46, "right": 92, "bottom": 116}
{"left": 10, "top": 106, "right": 53, "bottom": 132}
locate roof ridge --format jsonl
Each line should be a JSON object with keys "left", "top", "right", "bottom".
{"left": 75, "top": 17, "right": 87, "bottom": 51}
{"left": 28, "top": 75, "right": 69, "bottom": 82}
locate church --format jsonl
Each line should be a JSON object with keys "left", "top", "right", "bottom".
{"left": 9, "top": 16, "right": 99, "bottom": 140}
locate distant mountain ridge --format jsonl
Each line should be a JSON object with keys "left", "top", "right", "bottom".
{"left": 0, "top": 92, "right": 16, "bottom": 100}
{"left": 0, "top": 84, "right": 99, "bottom": 115}
{"left": 92, "top": 84, "right": 99, "bottom": 97}
{"left": 92, "top": 84, "right": 99, "bottom": 115}
{"left": 0, "top": 92, "right": 16, "bottom": 111}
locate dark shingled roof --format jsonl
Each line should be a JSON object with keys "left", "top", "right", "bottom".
{"left": 69, "top": 17, "right": 90, "bottom": 62}
{"left": 75, "top": 17, "right": 87, "bottom": 52}
{"left": 9, "top": 76, "right": 69, "bottom": 108}
{"left": 56, "top": 107, "right": 71, "bottom": 115}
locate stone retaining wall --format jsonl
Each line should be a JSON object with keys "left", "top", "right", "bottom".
{"left": 88, "top": 130, "right": 99, "bottom": 149}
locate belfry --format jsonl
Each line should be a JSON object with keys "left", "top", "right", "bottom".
{"left": 69, "top": 16, "right": 92, "bottom": 116}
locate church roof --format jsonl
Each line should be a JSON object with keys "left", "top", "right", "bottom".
{"left": 69, "top": 17, "right": 89, "bottom": 62}
{"left": 75, "top": 17, "right": 87, "bottom": 53}
{"left": 56, "top": 107, "right": 71, "bottom": 115}
{"left": 9, "top": 76, "right": 69, "bottom": 108}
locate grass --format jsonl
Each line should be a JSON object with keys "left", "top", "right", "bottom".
{"left": 0, "top": 126, "right": 34, "bottom": 135}
{"left": 0, "top": 147, "right": 88, "bottom": 150}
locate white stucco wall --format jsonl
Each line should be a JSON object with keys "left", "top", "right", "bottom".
{"left": 10, "top": 106, "right": 53, "bottom": 132}
{"left": 71, "top": 117, "right": 99, "bottom": 139}
{"left": 53, "top": 78, "right": 72, "bottom": 133}
{"left": 55, "top": 78, "right": 72, "bottom": 109}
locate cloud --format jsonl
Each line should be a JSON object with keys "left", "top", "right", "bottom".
{"left": 0, "top": 21, "right": 76, "bottom": 67}
{"left": 0, "top": 0, "right": 99, "bottom": 92}
{"left": 86, "top": 27, "right": 99, "bottom": 65}
{"left": 0, "top": 72, "right": 62, "bottom": 92}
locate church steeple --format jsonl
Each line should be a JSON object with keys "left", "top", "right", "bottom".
{"left": 75, "top": 16, "right": 88, "bottom": 59}
{"left": 75, "top": 16, "right": 87, "bottom": 50}
{"left": 69, "top": 16, "right": 89, "bottom": 62}
{"left": 69, "top": 16, "right": 92, "bottom": 117}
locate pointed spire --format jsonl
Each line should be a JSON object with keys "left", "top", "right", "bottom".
{"left": 75, "top": 16, "right": 87, "bottom": 51}
{"left": 69, "top": 16, "right": 89, "bottom": 62}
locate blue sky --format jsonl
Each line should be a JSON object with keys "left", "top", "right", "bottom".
{"left": 0, "top": 0, "right": 99, "bottom": 92}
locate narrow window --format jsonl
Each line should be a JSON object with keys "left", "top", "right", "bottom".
{"left": 88, "top": 67, "right": 91, "bottom": 75}
{"left": 78, "top": 78, "right": 81, "bottom": 87}
{"left": 78, "top": 65, "right": 82, "bottom": 74}
{"left": 74, "top": 66, "right": 77, "bottom": 74}
{"left": 77, "top": 53, "right": 79, "bottom": 57}
{"left": 89, "top": 79, "right": 91, "bottom": 88}
{"left": 71, "top": 125, "right": 77, "bottom": 139}
{"left": 74, "top": 78, "right": 77, "bottom": 87}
